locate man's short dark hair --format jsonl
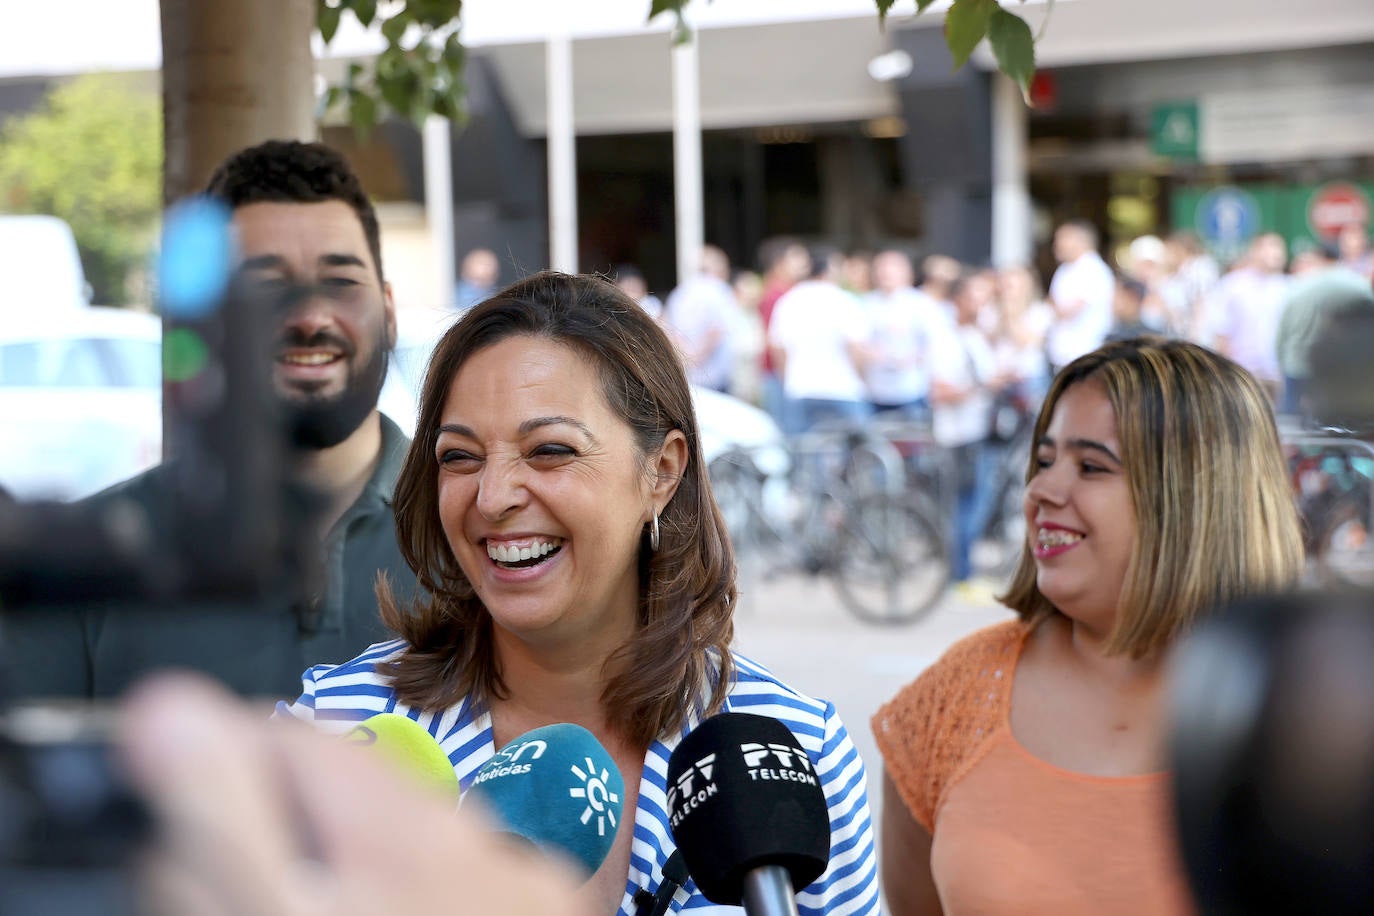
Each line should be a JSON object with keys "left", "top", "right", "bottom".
{"left": 757, "top": 236, "right": 798, "bottom": 273}
{"left": 203, "top": 140, "right": 384, "bottom": 284}
{"left": 807, "top": 244, "right": 840, "bottom": 279}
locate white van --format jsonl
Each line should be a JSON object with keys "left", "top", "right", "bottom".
{"left": 0, "top": 307, "right": 162, "bottom": 500}
{"left": 0, "top": 214, "right": 91, "bottom": 312}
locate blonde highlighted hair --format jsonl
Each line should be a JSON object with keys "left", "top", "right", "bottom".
{"left": 1001, "top": 337, "right": 1304, "bottom": 657}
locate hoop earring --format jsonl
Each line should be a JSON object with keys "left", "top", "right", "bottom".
{"left": 649, "top": 511, "right": 661, "bottom": 552}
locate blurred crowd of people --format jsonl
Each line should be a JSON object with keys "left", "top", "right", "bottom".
{"left": 587, "top": 218, "right": 1374, "bottom": 436}
{"left": 578, "top": 218, "right": 1374, "bottom": 589}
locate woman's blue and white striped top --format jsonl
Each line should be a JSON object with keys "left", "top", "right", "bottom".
{"left": 276, "top": 641, "right": 881, "bottom": 915}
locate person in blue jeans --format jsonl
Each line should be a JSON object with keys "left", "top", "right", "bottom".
{"left": 950, "top": 440, "right": 1003, "bottom": 582}
{"left": 930, "top": 272, "right": 1001, "bottom": 586}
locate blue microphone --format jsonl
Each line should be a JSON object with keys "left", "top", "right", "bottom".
{"left": 465, "top": 723, "right": 626, "bottom": 877}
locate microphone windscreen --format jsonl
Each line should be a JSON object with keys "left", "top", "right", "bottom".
{"left": 465, "top": 723, "right": 625, "bottom": 877}
{"left": 666, "top": 712, "right": 829, "bottom": 905}
{"left": 343, "top": 713, "right": 459, "bottom": 800}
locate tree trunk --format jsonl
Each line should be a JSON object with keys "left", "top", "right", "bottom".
{"left": 160, "top": 0, "right": 317, "bottom": 203}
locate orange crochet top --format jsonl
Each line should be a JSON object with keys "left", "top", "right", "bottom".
{"left": 872, "top": 620, "right": 1195, "bottom": 915}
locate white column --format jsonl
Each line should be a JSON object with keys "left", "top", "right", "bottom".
{"left": 546, "top": 32, "right": 578, "bottom": 273}
{"left": 991, "top": 74, "right": 1033, "bottom": 268}
{"left": 422, "top": 115, "right": 455, "bottom": 305}
{"left": 672, "top": 27, "right": 704, "bottom": 287}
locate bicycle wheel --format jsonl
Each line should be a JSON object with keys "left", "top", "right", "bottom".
{"left": 707, "top": 450, "right": 762, "bottom": 560}
{"left": 840, "top": 436, "right": 905, "bottom": 503}
{"left": 827, "top": 494, "right": 949, "bottom": 625}
{"left": 1315, "top": 498, "right": 1374, "bottom": 588}
{"left": 981, "top": 469, "right": 1028, "bottom": 577}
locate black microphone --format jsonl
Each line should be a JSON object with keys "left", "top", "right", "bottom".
{"left": 666, "top": 712, "right": 829, "bottom": 916}
{"left": 633, "top": 850, "right": 688, "bottom": 916}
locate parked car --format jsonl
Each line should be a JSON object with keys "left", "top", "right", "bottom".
{"left": 0, "top": 308, "right": 162, "bottom": 501}
{"left": 0, "top": 214, "right": 91, "bottom": 312}
{"left": 379, "top": 307, "right": 786, "bottom": 466}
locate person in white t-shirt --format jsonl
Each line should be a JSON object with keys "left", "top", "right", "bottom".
{"left": 862, "top": 249, "right": 947, "bottom": 416}
{"left": 1161, "top": 231, "right": 1220, "bottom": 345}
{"left": 919, "top": 254, "right": 962, "bottom": 314}
{"left": 768, "top": 245, "right": 874, "bottom": 434}
{"left": 1045, "top": 220, "right": 1115, "bottom": 371}
{"left": 663, "top": 245, "right": 737, "bottom": 393}
{"left": 930, "top": 272, "right": 1000, "bottom": 585}
{"left": 992, "top": 264, "right": 1054, "bottom": 406}
{"left": 1210, "top": 232, "right": 1290, "bottom": 399}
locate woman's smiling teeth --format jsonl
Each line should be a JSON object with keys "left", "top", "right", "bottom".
{"left": 1038, "top": 528, "right": 1084, "bottom": 548}
{"left": 487, "top": 538, "right": 563, "bottom": 568}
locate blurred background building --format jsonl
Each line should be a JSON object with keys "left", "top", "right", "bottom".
{"left": 2, "top": 0, "right": 1372, "bottom": 306}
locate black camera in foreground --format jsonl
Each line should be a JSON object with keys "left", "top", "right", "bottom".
{"left": 0, "top": 200, "right": 316, "bottom": 916}
{"left": 1171, "top": 587, "right": 1374, "bottom": 914}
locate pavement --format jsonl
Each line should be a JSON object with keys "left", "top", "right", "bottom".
{"left": 730, "top": 567, "right": 1013, "bottom": 832}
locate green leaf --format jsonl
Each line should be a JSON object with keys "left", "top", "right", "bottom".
{"left": 944, "top": 0, "right": 997, "bottom": 70}
{"left": 649, "top": 0, "right": 693, "bottom": 44}
{"left": 670, "top": 16, "right": 692, "bottom": 45}
{"left": 987, "top": 7, "right": 1035, "bottom": 101}
{"left": 409, "top": 0, "right": 462, "bottom": 29}
{"left": 415, "top": 46, "right": 439, "bottom": 84}
{"left": 317, "top": 0, "right": 342, "bottom": 44}
{"left": 350, "top": 0, "right": 377, "bottom": 28}
{"left": 375, "top": 69, "right": 411, "bottom": 116}
{"left": 915, "top": 0, "right": 940, "bottom": 12}
{"left": 376, "top": 44, "right": 405, "bottom": 78}
{"left": 380, "top": 13, "right": 408, "bottom": 45}
{"left": 442, "top": 31, "right": 465, "bottom": 73}
{"left": 435, "top": 90, "right": 466, "bottom": 124}
{"left": 648, "top": 0, "right": 684, "bottom": 21}
{"left": 345, "top": 62, "right": 364, "bottom": 89}
{"left": 875, "top": 0, "right": 897, "bottom": 26}
{"left": 412, "top": 89, "right": 434, "bottom": 128}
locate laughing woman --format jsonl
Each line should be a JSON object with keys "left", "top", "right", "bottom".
{"left": 279, "top": 271, "right": 880, "bottom": 916}
{"left": 873, "top": 338, "right": 1303, "bottom": 915}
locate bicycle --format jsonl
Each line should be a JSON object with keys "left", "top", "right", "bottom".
{"left": 866, "top": 402, "right": 1033, "bottom": 584}
{"left": 708, "top": 422, "right": 948, "bottom": 625}
{"left": 1284, "top": 428, "right": 1374, "bottom": 588}
{"left": 975, "top": 392, "right": 1038, "bottom": 578}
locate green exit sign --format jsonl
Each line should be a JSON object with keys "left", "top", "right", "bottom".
{"left": 1151, "top": 101, "right": 1200, "bottom": 160}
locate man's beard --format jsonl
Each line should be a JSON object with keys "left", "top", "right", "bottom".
{"left": 278, "top": 329, "right": 390, "bottom": 451}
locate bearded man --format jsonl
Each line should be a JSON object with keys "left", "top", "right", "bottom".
{"left": 5, "top": 141, "right": 417, "bottom": 700}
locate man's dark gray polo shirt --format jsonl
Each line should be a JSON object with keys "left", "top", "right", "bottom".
{"left": 1, "top": 415, "right": 417, "bottom": 701}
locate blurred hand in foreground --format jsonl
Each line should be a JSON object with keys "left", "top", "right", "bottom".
{"left": 118, "top": 673, "right": 591, "bottom": 916}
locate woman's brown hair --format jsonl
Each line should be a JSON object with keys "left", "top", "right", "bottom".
{"left": 1001, "top": 337, "right": 1304, "bottom": 657}
{"left": 377, "top": 271, "right": 736, "bottom": 746}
